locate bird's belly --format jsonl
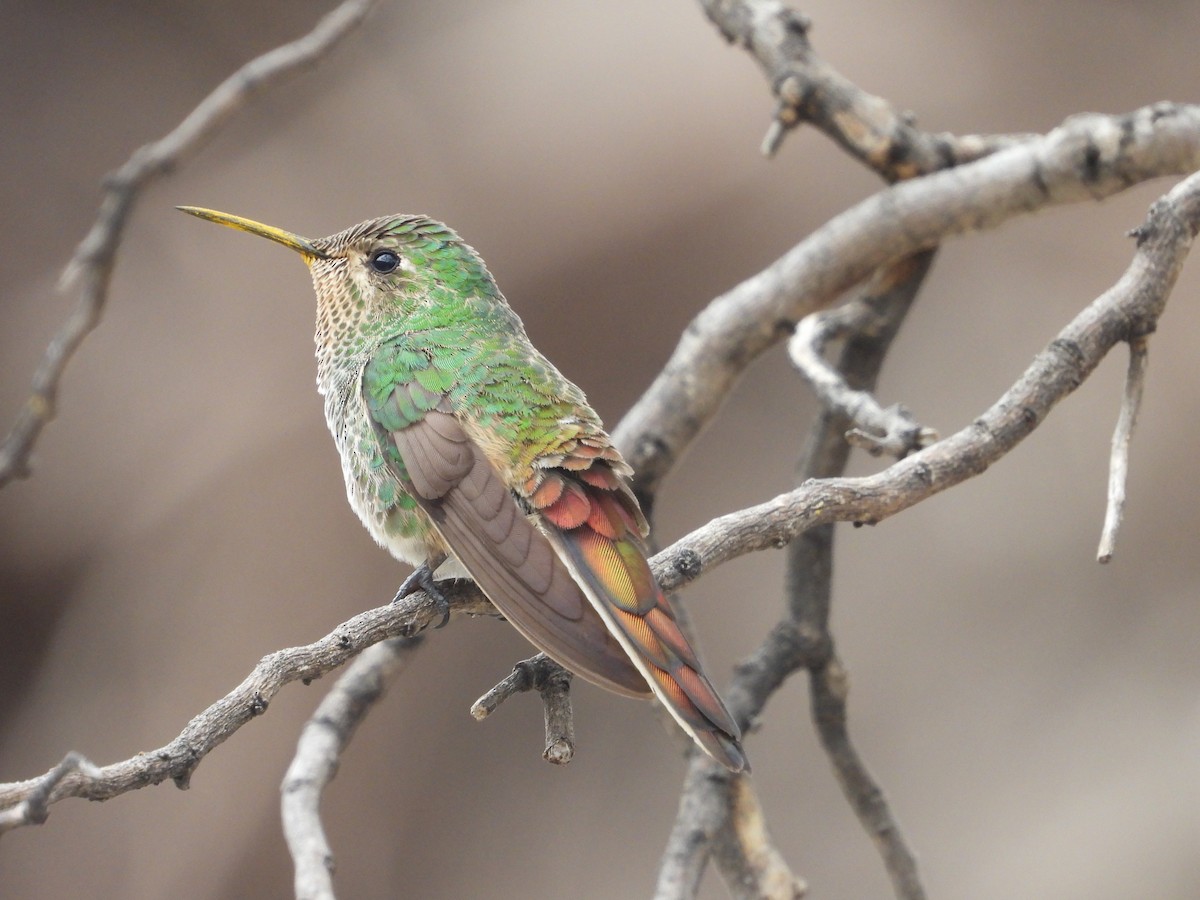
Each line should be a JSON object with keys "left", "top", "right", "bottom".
{"left": 349, "top": 481, "right": 432, "bottom": 566}
{"left": 370, "top": 516, "right": 431, "bottom": 567}
{"left": 327, "top": 386, "right": 466, "bottom": 577}
{"left": 345, "top": 467, "right": 471, "bottom": 578}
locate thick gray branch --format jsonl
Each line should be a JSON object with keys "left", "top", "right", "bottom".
{"left": 651, "top": 170, "right": 1200, "bottom": 592}
{"left": 616, "top": 103, "right": 1200, "bottom": 499}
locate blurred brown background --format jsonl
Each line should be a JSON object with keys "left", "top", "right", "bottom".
{"left": 3, "top": 1, "right": 1199, "bottom": 897}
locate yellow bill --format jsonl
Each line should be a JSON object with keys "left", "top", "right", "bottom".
{"left": 177, "top": 206, "right": 327, "bottom": 261}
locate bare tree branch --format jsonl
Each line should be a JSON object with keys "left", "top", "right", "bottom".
{"left": 652, "top": 166, "right": 1199, "bottom": 896}
{"left": 699, "top": 0, "right": 1034, "bottom": 169}
{"left": 653, "top": 14, "right": 1199, "bottom": 897}
{"left": 1097, "top": 335, "right": 1150, "bottom": 562}
{"left": 0, "top": 0, "right": 379, "bottom": 490}
{"left": 615, "top": 102, "right": 1200, "bottom": 501}
{"left": 657, "top": 19, "right": 1183, "bottom": 890}
{"left": 651, "top": 170, "right": 1200, "bottom": 594}
{"left": 0, "top": 582, "right": 491, "bottom": 827}
{"left": 657, "top": 253, "right": 934, "bottom": 899}
{"left": 283, "top": 636, "right": 423, "bottom": 900}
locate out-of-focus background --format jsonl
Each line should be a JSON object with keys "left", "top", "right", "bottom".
{"left": 2, "top": 1, "right": 1199, "bottom": 897}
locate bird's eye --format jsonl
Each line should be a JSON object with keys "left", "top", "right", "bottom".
{"left": 369, "top": 249, "right": 400, "bottom": 274}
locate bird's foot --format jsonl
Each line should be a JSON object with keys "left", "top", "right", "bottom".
{"left": 393, "top": 558, "right": 451, "bottom": 629}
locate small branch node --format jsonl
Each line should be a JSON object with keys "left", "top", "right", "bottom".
{"left": 762, "top": 116, "right": 788, "bottom": 158}
{"left": 0, "top": 752, "right": 99, "bottom": 836}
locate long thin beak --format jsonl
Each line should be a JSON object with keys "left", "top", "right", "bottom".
{"left": 177, "top": 206, "right": 328, "bottom": 261}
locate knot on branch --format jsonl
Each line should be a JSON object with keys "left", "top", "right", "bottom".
{"left": 674, "top": 548, "right": 704, "bottom": 582}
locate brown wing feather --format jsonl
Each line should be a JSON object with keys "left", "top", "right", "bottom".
{"left": 390, "top": 410, "right": 650, "bottom": 697}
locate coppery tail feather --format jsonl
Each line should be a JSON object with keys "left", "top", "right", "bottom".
{"left": 529, "top": 459, "right": 746, "bottom": 772}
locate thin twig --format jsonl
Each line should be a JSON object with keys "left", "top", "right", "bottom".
{"left": 471, "top": 654, "right": 576, "bottom": 764}
{"left": 0, "top": 0, "right": 379, "bottom": 490}
{"left": 789, "top": 298, "right": 937, "bottom": 458}
{"left": 1097, "top": 336, "right": 1150, "bottom": 562}
{"left": 282, "top": 637, "right": 423, "bottom": 900}
{"left": 0, "top": 753, "right": 102, "bottom": 835}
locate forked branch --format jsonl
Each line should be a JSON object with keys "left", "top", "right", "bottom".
{"left": 652, "top": 171, "right": 1200, "bottom": 592}
{"left": 616, "top": 102, "right": 1200, "bottom": 500}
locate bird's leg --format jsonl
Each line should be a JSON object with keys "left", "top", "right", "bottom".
{"left": 393, "top": 553, "right": 452, "bottom": 629}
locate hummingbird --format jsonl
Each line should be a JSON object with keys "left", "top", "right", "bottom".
{"left": 179, "top": 206, "right": 746, "bottom": 772}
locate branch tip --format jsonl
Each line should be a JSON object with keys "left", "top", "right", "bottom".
{"left": 1097, "top": 336, "right": 1150, "bottom": 563}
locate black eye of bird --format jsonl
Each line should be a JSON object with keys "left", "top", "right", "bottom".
{"left": 369, "top": 249, "right": 400, "bottom": 274}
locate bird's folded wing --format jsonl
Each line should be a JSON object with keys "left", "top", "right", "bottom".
{"left": 384, "top": 407, "right": 650, "bottom": 697}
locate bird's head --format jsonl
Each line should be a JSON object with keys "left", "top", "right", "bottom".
{"left": 178, "top": 206, "right": 507, "bottom": 362}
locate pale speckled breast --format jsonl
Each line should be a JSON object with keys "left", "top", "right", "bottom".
{"left": 317, "top": 357, "right": 446, "bottom": 569}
